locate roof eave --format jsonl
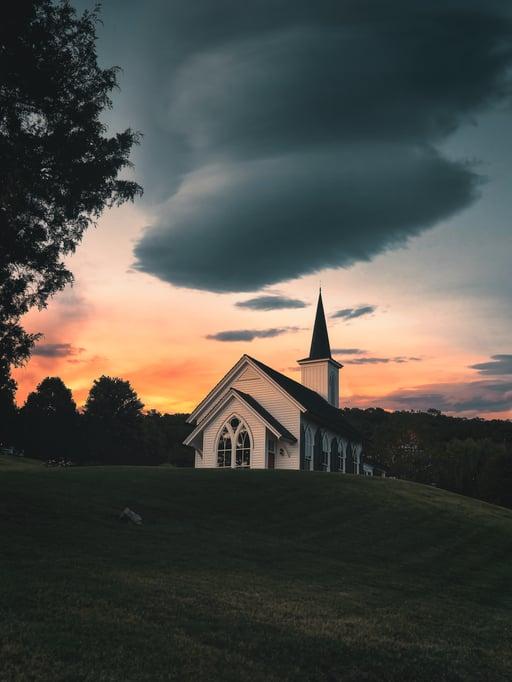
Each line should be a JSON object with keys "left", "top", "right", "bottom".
{"left": 297, "top": 356, "right": 343, "bottom": 369}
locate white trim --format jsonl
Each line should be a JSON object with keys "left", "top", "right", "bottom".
{"left": 188, "top": 355, "right": 306, "bottom": 427}
{"left": 297, "top": 356, "right": 343, "bottom": 369}
{"left": 187, "top": 356, "right": 249, "bottom": 424}
{"left": 184, "top": 388, "right": 287, "bottom": 446}
{"left": 214, "top": 414, "right": 254, "bottom": 469}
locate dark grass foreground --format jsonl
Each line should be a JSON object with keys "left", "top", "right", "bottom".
{"left": 1, "top": 456, "right": 512, "bottom": 681}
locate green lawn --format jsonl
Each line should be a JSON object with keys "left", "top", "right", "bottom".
{"left": 1, "top": 456, "right": 512, "bottom": 681}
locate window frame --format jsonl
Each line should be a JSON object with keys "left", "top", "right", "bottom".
{"left": 304, "top": 427, "right": 313, "bottom": 471}
{"left": 216, "top": 414, "right": 253, "bottom": 469}
{"left": 321, "top": 433, "right": 330, "bottom": 471}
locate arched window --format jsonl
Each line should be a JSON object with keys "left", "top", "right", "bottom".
{"left": 304, "top": 427, "right": 313, "bottom": 471}
{"left": 321, "top": 433, "right": 330, "bottom": 471}
{"left": 217, "top": 416, "right": 251, "bottom": 469}
{"left": 346, "top": 442, "right": 354, "bottom": 474}
{"left": 354, "top": 445, "right": 360, "bottom": 475}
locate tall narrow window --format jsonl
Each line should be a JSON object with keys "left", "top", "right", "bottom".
{"left": 331, "top": 438, "right": 338, "bottom": 472}
{"left": 329, "top": 373, "right": 336, "bottom": 405}
{"left": 217, "top": 426, "right": 232, "bottom": 468}
{"left": 217, "top": 416, "right": 252, "bottom": 469}
{"left": 267, "top": 435, "right": 276, "bottom": 469}
{"left": 236, "top": 426, "right": 251, "bottom": 468}
{"left": 321, "top": 433, "right": 330, "bottom": 471}
{"left": 304, "top": 428, "right": 313, "bottom": 471}
{"left": 339, "top": 441, "right": 346, "bottom": 473}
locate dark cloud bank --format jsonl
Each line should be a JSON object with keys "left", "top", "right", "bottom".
{"left": 110, "top": 0, "right": 512, "bottom": 292}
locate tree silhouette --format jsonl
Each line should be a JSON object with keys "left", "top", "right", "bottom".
{"left": 0, "top": 1, "right": 142, "bottom": 383}
{"left": 84, "top": 376, "right": 144, "bottom": 421}
{"left": 0, "top": 360, "right": 17, "bottom": 445}
{"left": 83, "top": 376, "right": 144, "bottom": 463}
{"left": 21, "top": 376, "right": 78, "bottom": 459}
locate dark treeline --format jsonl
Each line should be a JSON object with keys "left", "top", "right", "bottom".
{"left": 0, "top": 375, "right": 194, "bottom": 467}
{"left": 343, "top": 407, "right": 512, "bottom": 509}
{"left": 2, "top": 375, "right": 512, "bottom": 508}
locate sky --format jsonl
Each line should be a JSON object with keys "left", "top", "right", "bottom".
{"left": 12, "top": 0, "right": 512, "bottom": 419}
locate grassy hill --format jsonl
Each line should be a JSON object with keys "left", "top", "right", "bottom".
{"left": 1, "top": 456, "right": 512, "bottom": 681}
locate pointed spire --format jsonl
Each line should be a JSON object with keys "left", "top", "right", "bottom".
{"left": 308, "top": 289, "right": 332, "bottom": 360}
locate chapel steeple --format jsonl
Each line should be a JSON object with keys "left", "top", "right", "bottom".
{"left": 297, "top": 289, "right": 342, "bottom": 407}
{"left": 308, "top": 289, "right": 331, "bottom": 360}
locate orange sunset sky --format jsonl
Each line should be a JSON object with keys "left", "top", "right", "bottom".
{"left": 12, "top": 180, "right": 511, "bottom": 420}
{"left": 11, "top": 2, "right": 512, "bottom": 420}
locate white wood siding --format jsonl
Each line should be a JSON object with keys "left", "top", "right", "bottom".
{"left": 301, "top": 362, "right": 329, "bottom": 401}
{"left": 199, "top": 395, "right": 267, "bottom": 468}
{"left": 300, "top": 360, "right": 340, "bottom": 407}
{"left": 232, "top": 371, "right": 301, "bottom": 469}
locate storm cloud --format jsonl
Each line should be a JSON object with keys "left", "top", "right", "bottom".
{"left": 235, "top": 295, "right": 307, "bottom": 311}
{"left": 121, "top": 0, "right": 512, "bottom": 292}
{"left": 206, "top": 327, "right": 299, "bottom": 342}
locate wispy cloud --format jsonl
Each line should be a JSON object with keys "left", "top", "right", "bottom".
{"left": 332, "top": 348, "right": 367, "bottom": 355}
{"left": 469, "top": 354, "right": 512, "bottom": 376}
{"left": 235, "top": 295, "right": 308, "bottom": 311}
{"left": 343, "top": 355, "right": 421, "bottom": 365}
{"left": 353, "top": 379, "right": 512, "bottom": 416}
{"left": 206, "top": 327, "right": 299, "bottom": 342}
{"left": 32, "top": 343, "right": 85, "bottom": 358}
{"left": 331, "top": 305, "right": 377, "bottom": 320}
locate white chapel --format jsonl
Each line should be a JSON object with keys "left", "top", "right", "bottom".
{"left": 184, "top": 291, "right": 364, "bottom": 472}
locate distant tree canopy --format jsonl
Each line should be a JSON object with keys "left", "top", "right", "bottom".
{"left": 342, "top": 407, "right": 512, "bottom": 507}
{"left": 6, "top": 374, "right": 194, "bottom": 466}
{"left": 0, "top": 0, "right": 142, "bottom": 379}
{"left": 24, "top": 376, "right": 77, "bottom": 419}
{"left": 83, "top": 376, "right": 148, "bottom": 464}
{"left": 84, "top": 376, "right": 144, "bottom": 421}
{"left": 20, "top": 376, "right": 78, "bottom": 459}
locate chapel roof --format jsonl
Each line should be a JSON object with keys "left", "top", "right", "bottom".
{"left": 247, "top": 356, "right": 361, "bottom": 442}
{"left": 231, "top": 389, "right": 297, "bottom": 443}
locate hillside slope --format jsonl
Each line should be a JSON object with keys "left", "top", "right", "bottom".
{"left": 1, "top": 458, "right": 512, "bottom": 681}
